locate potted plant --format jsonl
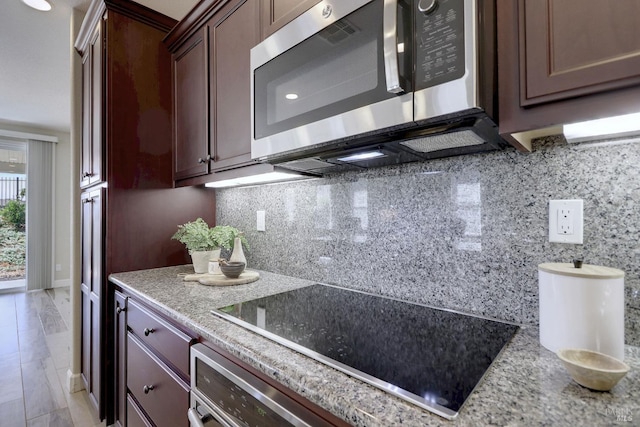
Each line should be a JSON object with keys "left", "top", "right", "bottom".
{"left": 171, "top": 218, "right": 247, "bottom": 273}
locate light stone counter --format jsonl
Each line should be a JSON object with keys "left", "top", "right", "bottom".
{"left": 110, "top": 265, "right": 640, "bottom": 427}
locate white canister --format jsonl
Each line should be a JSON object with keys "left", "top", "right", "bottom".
{"left": 538, "top": 262, "right": 625, "bottom": 360}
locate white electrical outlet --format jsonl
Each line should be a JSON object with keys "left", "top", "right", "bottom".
{"left": 257, "top": 210, "right": 266, "bottom": 231}
{"left": 549, "top": 200, "right": 583, "bottom": 244}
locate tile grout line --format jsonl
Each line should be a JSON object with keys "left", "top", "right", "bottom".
{"left": 13, "top": 292, "right": 28, "bottom": 427}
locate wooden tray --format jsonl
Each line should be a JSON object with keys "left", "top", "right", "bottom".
{"left": 182, "top": 269, "right": 260, "bottom": 286}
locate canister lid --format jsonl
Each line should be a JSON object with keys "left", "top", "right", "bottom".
{"left": 538, "top": 262, "right": 624, "bottom": 279}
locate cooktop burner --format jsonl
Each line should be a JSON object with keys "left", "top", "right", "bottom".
{"left": 212, "top": 284, "right": 518, "bottom": 419}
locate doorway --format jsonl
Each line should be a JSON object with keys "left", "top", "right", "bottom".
{"left": 0, "top": 140, "right": 27, "bottom": 292}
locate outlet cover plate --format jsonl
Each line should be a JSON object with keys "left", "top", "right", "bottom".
{"left": 257, "top": 210, "right": 266, "bottom": 231}
{"left": 549, "top": 199, "right": 583, "bottom": 244}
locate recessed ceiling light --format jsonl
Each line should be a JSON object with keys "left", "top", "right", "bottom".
{"left": 21, "top": 0, "right": 52, "bottom": 11}
{"left": 285, "top": 93, "right": 298, "bottom": 100}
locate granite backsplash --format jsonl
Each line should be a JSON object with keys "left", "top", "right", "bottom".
{"left": 216, "top": 135, "right": 640, "bottom": 346}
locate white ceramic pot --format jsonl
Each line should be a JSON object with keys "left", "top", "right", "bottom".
{"left": 538, "top": 262, "right": 625, "bottom": 360}
{"left": 190, "top": 248, "right": 221, "bottom": 274}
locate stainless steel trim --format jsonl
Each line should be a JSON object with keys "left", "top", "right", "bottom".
{"left": 414, "top": 0, "right": 478, "bottom": 120}
{"left": 251, "top": 0, "right": 372, "bottom": 69}
{"left": 383, "top": 0, "right": 402, "bottom": 93}
{"left": 190, "top": 344, "right": 313, "bottom": 427}
{"left": 252, "top": 94, "right": 413, "bottom": 160}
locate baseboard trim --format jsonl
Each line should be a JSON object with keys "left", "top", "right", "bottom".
{"left": 53, "top": 279, "right": 71, "bottom": 288}
{"left": 67, "top": 370, "right": 85, "bottom": 393}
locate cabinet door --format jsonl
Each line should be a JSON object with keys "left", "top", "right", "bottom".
{"left": 497, "top": 1, "right": 640, "bottom": 147}
{"left": 80, "top": 23, "right": 104, "bottom": 188}
{"left": 114, "top": 291, "right": 128, "bottom": 427}
{"left": 260, "top": 0, "right": 321, "bottom": 39}
{"left": 521, "top": 0, "right": 640, "bottom": 106}
{"left": 209, "top": 0, "right": 260, "bottom": 172}
{"left": 80, "top": 188, "right": 104, "bottom": 416}
{"left": 173, "top": 28, "right": 210, "bottom": 180}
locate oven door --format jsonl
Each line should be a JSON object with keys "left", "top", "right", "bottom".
{"left": 190, "top": 344, "right": 321, "bottom": 427}
{"left": 251, "top": 0, "right": 413, "bottom": 160}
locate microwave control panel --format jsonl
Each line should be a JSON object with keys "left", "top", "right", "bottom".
{"left": 415, "top": 0, "right": 466, "bottom": 90}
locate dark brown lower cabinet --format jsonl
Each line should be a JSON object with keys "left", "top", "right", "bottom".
{"left": 112, "top": 285, "right": 196, "bottom": 427}
{"left": 81, "top": 188, "right": 104, "bottom": 411}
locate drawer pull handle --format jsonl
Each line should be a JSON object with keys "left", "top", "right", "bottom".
{"left": 144, "top": 327, "right": 155, "bottom": 336}
{"left": 143, "top": 385, "right": 154, "bottom": 394}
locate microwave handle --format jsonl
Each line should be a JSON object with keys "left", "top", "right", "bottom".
{"left": 383, "top": 0, "right": 403, "bottom": 94}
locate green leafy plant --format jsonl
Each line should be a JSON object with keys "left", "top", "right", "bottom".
{"left": 171, "top": 218, "right": 247, "bottom": 252}
{"left": 1, "top": 200, "right": 26, "bottom": 231}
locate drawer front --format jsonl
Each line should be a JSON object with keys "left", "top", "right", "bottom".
{"left": 127, "top": 333, "right": 190, "bottom": 427}
{"left": 127, "top": 394, "right": 153, "bottom": 427}
{"left": 127, "top": 298, "right": 194, "bottom": 375}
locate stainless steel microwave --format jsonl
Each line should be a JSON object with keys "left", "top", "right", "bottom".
{"left": 250, "top": 0, "right": 506, "bottom": 173}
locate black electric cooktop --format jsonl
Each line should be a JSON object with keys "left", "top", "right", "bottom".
{"left": 212, "top": 284, "right": 519, "bottom": 419}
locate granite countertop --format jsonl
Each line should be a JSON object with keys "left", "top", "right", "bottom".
{"left": 109, "top": 265, "right": 640, "bottom": 426}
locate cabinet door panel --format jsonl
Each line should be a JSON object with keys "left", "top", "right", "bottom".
{"left": 80, "top": 188, "right": 104, "bottom": 415}
{"left": 522, "top": 0, "right": 640, "bottom": 105}
{"left": 210, "top": 0, "right": 260, "bottom": 171}
{"left": 81, "top": 53, "right": 92, "bottom": 188}
{"left": 261, "top": 0, "right": 321, "bottom": 39}
{"left": 173, "top": 28, "right": 209, "bottom": 180}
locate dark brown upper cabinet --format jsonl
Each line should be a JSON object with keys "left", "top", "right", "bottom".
{"left": 167, "top": 0, "right": 260, "bottom": 187}
{"left": 173, "top": 28, "right": 209, "bottom": 181}
{"left": 80, "top": 23, "right": 104, "bottom": 189}
{"left": 498, "top": 0, "right": 640, "bottom": 151}
{"left": 260, "top": 0, "right": 321, "bottom": 39}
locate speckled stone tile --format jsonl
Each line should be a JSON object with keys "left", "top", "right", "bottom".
{"left": 216, "top": 135, "right": 640, "bottom": 346}
{"left": 110, "top": 266, "right": 640, "bottom": 427}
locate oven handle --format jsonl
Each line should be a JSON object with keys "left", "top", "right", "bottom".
{"left": 383, "top": 0, "right": 403, "bottom": 94}
{"left": 188, "top": 404, "right": 241, "bottom": 427}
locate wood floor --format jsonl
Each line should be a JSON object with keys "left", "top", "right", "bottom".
{"left": 0, "top": 288, "right": 103, "bottom": 427}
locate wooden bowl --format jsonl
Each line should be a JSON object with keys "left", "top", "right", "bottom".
{"left": 557, "top": 348, "right": 630, "bottom": 391}
{"left": 219, "top": 262, "right": 245, "bottom": 279}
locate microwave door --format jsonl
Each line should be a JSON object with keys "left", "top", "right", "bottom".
{"left": 251, "top": 0, "right": 413, "bottom": 160}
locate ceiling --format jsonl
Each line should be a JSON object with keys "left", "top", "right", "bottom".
{"left": 0, "top": 0, "right": 198, "bottom": 134}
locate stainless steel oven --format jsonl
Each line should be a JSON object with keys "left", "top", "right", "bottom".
{"left": 188, "top": 344, "right": 338, "bottom": 427}
{"left": 251, "top": 0, "right": 505, "bottom": 173}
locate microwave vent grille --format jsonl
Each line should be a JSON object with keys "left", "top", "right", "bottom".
{"left": 400, "top": 130, "right": 485, "bottom": 154}
{"left": 319, "top": 20, "right": 358, "bottom": 45}
{"left": 279, "top": 158, "right": 335, "bottom": 172}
